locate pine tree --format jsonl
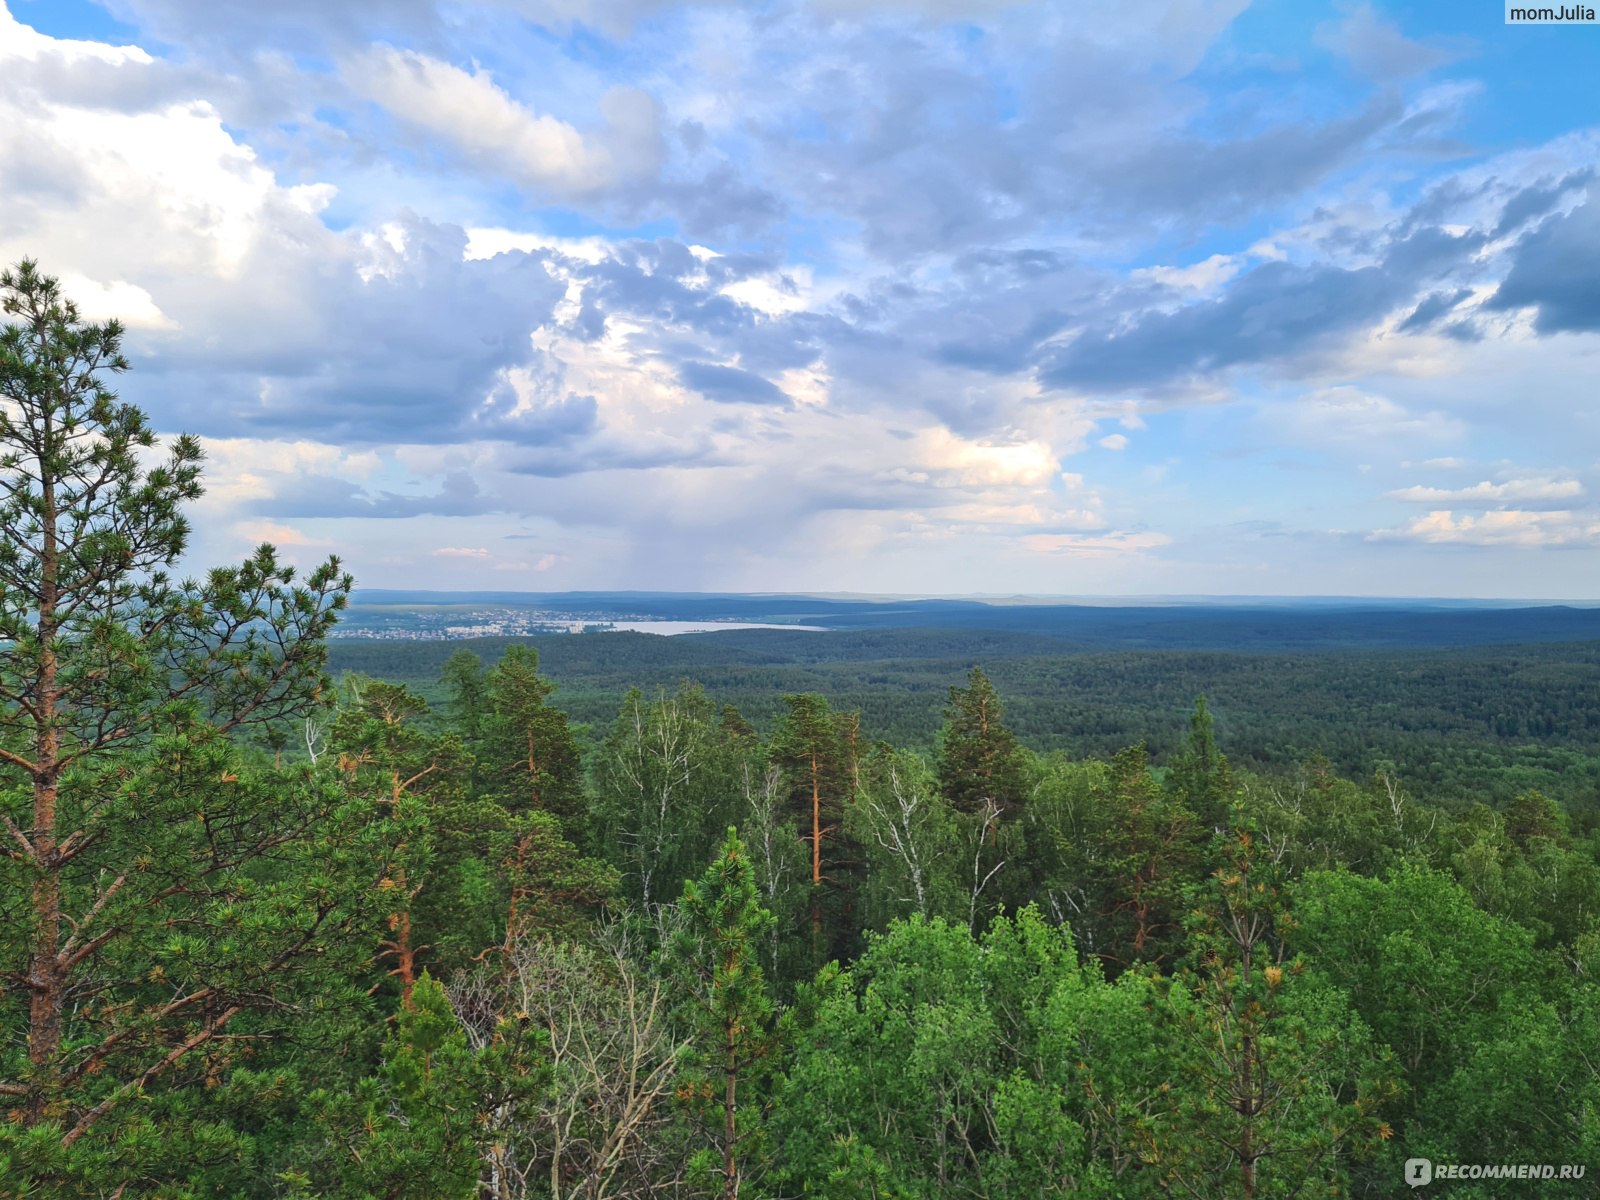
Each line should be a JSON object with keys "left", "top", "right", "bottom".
{"left": 0, "top": 261, "right": 358, "bottom": 1161}
{"left": 770, "top": 694, "right": 857, "bottom": 964}
{"left": 439, "top": 649, "right": 489, "bottom": 757}
{"left": 1150, "top": 810, "right": 1396, "bottom": 1198}
{"left": 481, "top": 645, "right": 584, "bottom": 826}
{"left": 674, "top": 830, "right": 777, "bottom": 1200}
{"left": 335, "top": 971, "right": 482, "bottom": 1200}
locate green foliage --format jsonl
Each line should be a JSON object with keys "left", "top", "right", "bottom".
{"left": 1290, "top": 864, "right": 1596, "bottom": 1191}
{"left": 590, "top": 684, "right": 747, "bottom": 910}
{"left": 937, "top": 666, "right": 1029, "bottom": 818}
{"left": 1166, "top": 694, "right": 1233, "bottom": 826}
{"left": 331, "top": 631, "right": 1600, "bottom": 809}
{"left": 672, "top": 830, "right": 778, "bottom": 1197}
{"left": 1146, "top": 815, "right": 1397, "bottom": 1198}
{"left": 774, "top": 909, "right": 1120, "bottom": 1198}
{"left": 0, "top": 260, "right": 365, "bottom": 1195}
{"left": 481, "top": 644, "right": 585, "bottom": 826}
{"left": 849, "top": 747, "right": 963, "bottom": 928}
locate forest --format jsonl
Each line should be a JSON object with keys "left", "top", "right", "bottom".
{"left": 4, "top": 263, "right": 1599, "bottom": 1200}
{"left": 328, "top": 628, "right": 1600, "bottom": 811}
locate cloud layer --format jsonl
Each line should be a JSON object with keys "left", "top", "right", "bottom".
{"left": 1, "top": 0, "right": 1597, "bottom": 596}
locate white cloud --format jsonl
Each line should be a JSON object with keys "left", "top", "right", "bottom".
{"left": 464, "top": 226, "right": 613, "bottom": 264}
{"left": 230, "top": 519, "right": 325, "bottom": 547}
{"left": 912, "top": 427, "right": 1058, "bottom": 487}
{"left": 0, "top": 4, "right": 152, "bottom": 67}
{"left": 1368, "top": 509, "right": 1600, "bottom": 547}
{"left": 1265, "top": 386, "right": 1465, "bottom": 448}
{"left": 1131, "top": 253, "right": 1242, "bottom": 294}
{"left": 1098, "top": 433, "right": 1129, "bottom": 451}
{"left": 1385, "top": 478, "right": 1584, "bottom": 504}
{"left": 59, "top": 272, "right": 176, "bottom": 330}
{"left": 1313, "top": 3, "right": 1458, "bottom": 79}
{"left": 344, "top": 47, "right": 660, "bottom": 200}
{"left": 432, "top": 546, "right": 491, "bottom": 557}
{"left": 1021, "top": 530, "right": 1171, "bottom": 556}
{"left": 494, "top": 552, "right": 559, "bottom": 571}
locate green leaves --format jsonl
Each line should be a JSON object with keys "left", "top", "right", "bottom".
{"left": 775, "top": 909, "right": 1113, "bottom": 1198}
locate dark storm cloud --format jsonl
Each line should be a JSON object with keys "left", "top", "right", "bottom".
{"left": 1487, "top": 198, "right": 1600, "bottom": 334}
{"left": 1041, "top": 260, "right": 1391, "bottom": 389}
{"left": 1040, "top": 225, "right": 1488, "bottom": 390}
{"left": 1397, "top": 288, "right": 1474, "bottom": 335}
{"left": 504, "top": 438, "right": 726, "bottom": 477}
{"left": 677, "top": 361, "right": 791, "bottom": 406}
{"left": 583, "top": 252, "right": 757, "bottom": 338}
{"left": 1094, "top": 95, "right": 1407, "bottom": 227}
{"left": 1491, "top": 170, "right": 1593, "bottom": 238}
{"left": 129, "top": 216, "right": 571, "bottom": 444}
{"left": 472, "top": 388, "right": 601, "bottom": 443}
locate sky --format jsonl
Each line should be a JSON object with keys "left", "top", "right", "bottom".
{"left": 1, "top": 0, "right": 1598, "bottom": 598}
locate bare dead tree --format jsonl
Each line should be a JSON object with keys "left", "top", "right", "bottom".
{"left": 450, "top": 930, "right": 690, "bottom": 1200}
{"left": 968, "top": 799, "right": 1006, "bottom": 935}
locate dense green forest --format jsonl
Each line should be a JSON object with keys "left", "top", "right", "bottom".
{"left": 330, "top": 630, "right": 1600, "bottom": 813}
{"left": 4, "top": 262, "right": 1599, "bottom": 1199}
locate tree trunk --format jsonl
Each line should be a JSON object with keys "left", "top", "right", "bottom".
{"left": 25, "top": 453, "right": 63, "bottom": 1124}
{"left": 810, "top": 752, "right": 822, "bottom": 954}
{"left": 723, "top": 1024, "right": 739, "bottom": 1200}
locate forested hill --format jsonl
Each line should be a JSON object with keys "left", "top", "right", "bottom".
{"left": 329, "top": 628, "right": 1600, "bottom": 809}
{"left": 347, "top": 592, "right": 1600, "bottom": 647}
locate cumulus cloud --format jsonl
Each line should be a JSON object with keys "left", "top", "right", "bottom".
{"left": 677, "top": 360, "right": 791, "bottom": 406}
{"left": 344, "top": 47, "right": 662, "bottom": 200}
{"left": 1369, "top": 510, "right": 1600, "bottom": 547}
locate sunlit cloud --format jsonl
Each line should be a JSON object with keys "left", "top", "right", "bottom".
{"left": 1, "top": 0, "right": 1596, "bottom": 595}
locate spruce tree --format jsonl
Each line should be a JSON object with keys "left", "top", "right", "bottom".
{"left": 937, "top": 667, "right": 1029, "bottom": 818}
{"left": 1167, "top": 695, "right": 1232, "bottom": 828}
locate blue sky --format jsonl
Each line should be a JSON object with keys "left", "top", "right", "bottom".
{"left": 2, "top": 0, "right": 1597, "bottom": 597}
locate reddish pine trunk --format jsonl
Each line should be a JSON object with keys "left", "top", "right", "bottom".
{"left": 24, "top": 469, "right": 63, "bottom": 1123}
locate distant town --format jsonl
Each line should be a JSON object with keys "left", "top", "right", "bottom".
{"left": 333, "top": 604, "right": 823, "bottom": 640}
{"left": 335, "top": 607, "right": 619, "bottom": 639}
